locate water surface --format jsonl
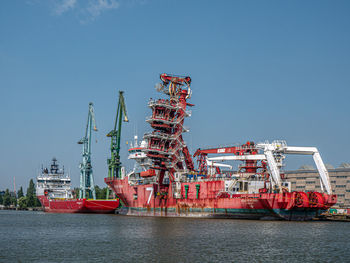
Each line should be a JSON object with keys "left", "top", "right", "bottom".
{"left": 0, "top": 210, "right": 349, "bottom": 262}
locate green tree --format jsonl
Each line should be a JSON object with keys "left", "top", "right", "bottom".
{"left": 17, "top": 187, "right": 24, "bottom": 198}
{"left": 94, "top": 186, "right": 108, "bottom": 199}
{"left": 0, "top": 193, "right": 3, "bottom": 204}
{"left": 35, "top": 195, "right": 41, "bottom": 207}
{"left": 95, "top": 185, "right": 101, "bottom": 199}
{"left": 3, "top": 189, "right": 11, "bottom": 207}
{"left": 26, "top": 179, "right": 40, "bottom": 207}
{"left": 18, "top": 196, "right": 27, "bottom": 209}
{"left": 100, "top": 187, "right": 108, "bottom": 200}
{"left": 10, "top": 196, "right": 17, "bottom": 206}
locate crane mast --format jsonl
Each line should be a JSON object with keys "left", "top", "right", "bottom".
{"left": 78, "top": 102, "right": 98, "bottom": 199}
{"left": 107, "top": 91, "right": 128, "bottom": 179}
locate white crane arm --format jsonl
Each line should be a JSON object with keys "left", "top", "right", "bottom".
{"left": 280, "top": 146, "right": 331, "bottom": 194}
{"left": 258, "top": 143, "right": 332, "bottom": 195}
{"left": 282, "top": 146, "right": 317, "bottom": 155}
{"left": 264, "top": 150, "right": 282, "bottom": 192}
{"left": 208, "top": 154, "right": 266, "bottom": 162}
{"left": 313, "top": 151, "right": 332, "bottom": 195}
{"left": 206, "top": 160, "right": 233, "bottom": 169}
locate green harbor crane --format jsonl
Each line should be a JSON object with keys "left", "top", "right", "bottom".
{"left": 106, "top": 91, "right": 128, "bottom": 198}
{"left": 78, "top": 102, "right": 98, "bottom": 199}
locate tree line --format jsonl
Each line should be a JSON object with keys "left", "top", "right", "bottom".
{"left": 0, "top": 179, "right": 40, "bottom": 209}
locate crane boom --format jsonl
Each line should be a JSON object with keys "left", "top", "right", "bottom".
{"left": 107, "top": 91, "right": 129, "bottom": 179}
{"left": 78, "top": 102, "right": 98, "bottom": 199}
{"left": 193, "top": 142, "right": 258, "bottom": 175}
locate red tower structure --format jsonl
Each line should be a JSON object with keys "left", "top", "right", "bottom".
{"left": 143, "top": 73, "right": 195, "bottom": 192}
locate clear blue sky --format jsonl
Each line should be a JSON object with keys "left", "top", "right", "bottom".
{"left": 1, "top": 0, "right": 349, "bottom": 191}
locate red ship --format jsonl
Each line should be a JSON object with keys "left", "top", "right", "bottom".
{"left": 37, "top": 196, "right": 119, "bottom": 214}
{"left": 105, "top": 74, "right": 337, "bottom": 220}
{"left": 36, "top": 158, "right": 119, "bottom": 214}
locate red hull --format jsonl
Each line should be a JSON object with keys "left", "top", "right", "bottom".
{"left": 37, "top": 195, "right": 119, "bottom": 213}
{"left": 105, "top": 177, "right": 337, "bottom": 220}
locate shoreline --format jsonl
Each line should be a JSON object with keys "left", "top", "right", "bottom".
{"left": 0, "top": 206, "right": 43, "bottom": 211}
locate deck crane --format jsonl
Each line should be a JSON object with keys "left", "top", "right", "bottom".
{"left": 193, "top": 142, "right": 259, "bottom": 175}
{"left": 207, "top": 140, "right": 333, "bottom": 195}
{"left": 78, "top": 102, "right": 98, "bottom": 199}
{"left": 256, "top": 141, "right": 332, "bottom": 195}
{"left": 107, "top": 91, "right": 128, "bottom": 180}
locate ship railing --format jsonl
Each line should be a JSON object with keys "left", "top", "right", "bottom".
{"left": 37, "top": 174, "right": 71, "bottom": 179}
{"left": 145, "top": 117, "right": 178, "bottom": 125}
{"left": 145, "top": 115, "right": 186, "bottom": 125}
{"left": 144, "top": 147, "right": 171, "bottom": 156}
{"left": 166, "top": 148, "right": 185, "bottom": 170}
{"left": 144, "top": 129, "right": 185, "bottom": 142}
{"left": 168, "top": 144, "right": 183, "bottom": 156}
{"left": 146, "top": 107, "right": 187, "bottom": 124}
{"left": 148, "top": 99, "right": 180, "bottom": 110}
{"left": 144, "top": 132, "right": 173, "bottom": 140}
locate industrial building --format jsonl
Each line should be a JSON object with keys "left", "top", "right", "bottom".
{"left": 285, "top": 163, "right": 350, "bottom": 208}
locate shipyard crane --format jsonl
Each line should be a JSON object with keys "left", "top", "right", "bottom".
{"left": 78, "top": 102, "right": 98, "bottom": 199}
{"left": 193, "top": 142, "right": 258, "bottom": 175}
{"left": 107, "top": 91, "right": 129, "bottom": 179}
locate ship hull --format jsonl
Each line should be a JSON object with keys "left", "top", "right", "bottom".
{"left": 37, "top": 195, "right": 119, "bottom": 213}
{"left": 116, "top": 207, "right": 323, "bottom": 221}
{"left": 106, "top": 177, "right": 336, "bottom": 221}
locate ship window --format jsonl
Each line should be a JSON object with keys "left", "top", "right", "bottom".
{"left": 244, "top": 182, "right": 248, "bottom": 191}
{"left": 336, "top": 185, "right": 346, "bottom": 188}
{"left": 239, "top": 182, "right": 248, "bottom": 191}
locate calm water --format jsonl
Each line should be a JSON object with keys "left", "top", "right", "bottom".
{"left": 0, "top": 210, "right": 349, "bottom": 263}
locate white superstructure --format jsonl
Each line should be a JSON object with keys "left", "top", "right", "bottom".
{"left": 36, "top": 158, "right": 73, "bottom": 199}
{"left": 128, "top": 135, "right": 152, "bottom": 172}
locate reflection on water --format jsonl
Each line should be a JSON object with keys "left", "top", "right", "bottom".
{"left": 1, "top": 210, "right": 349, "bottom": 262}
